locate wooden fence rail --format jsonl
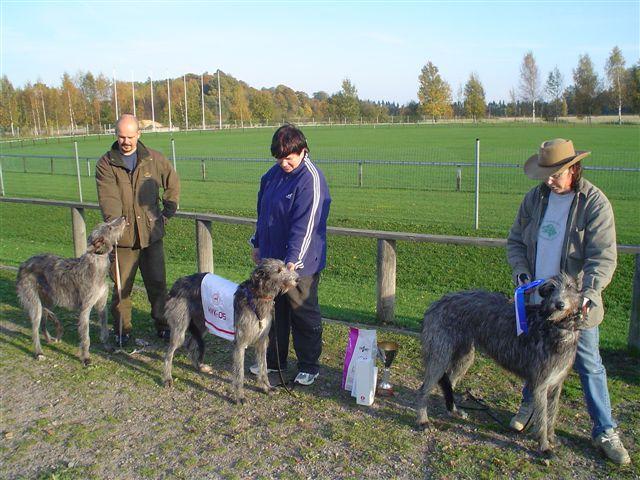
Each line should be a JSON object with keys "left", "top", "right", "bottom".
{"left": 1, "top": 196, "right": 639, "bottom": 349}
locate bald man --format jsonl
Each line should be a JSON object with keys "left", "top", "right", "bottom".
{"left": 96, "top": 114, "right": 180, "bottom": 346}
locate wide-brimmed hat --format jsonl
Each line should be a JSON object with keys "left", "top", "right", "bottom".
{"left": 524, "top": 138, "right": 590, "bottom": 180}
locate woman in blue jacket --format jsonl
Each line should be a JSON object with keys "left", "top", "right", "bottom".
{"left": 250, "top": 124, "right": 331, "bottom": 385}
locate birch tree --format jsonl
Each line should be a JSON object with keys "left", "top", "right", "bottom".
{"left": 519, "top": 51, "right": 540, "bottom": 122}
{"left": 605, "top": 46, "right": 626, "bottom": 124}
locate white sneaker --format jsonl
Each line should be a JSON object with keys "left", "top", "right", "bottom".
{"left": 593, "top": 429, "right": 631, "bottom": 465}
{"left": 294, "top": 372, "right": 319, "bottom": 386}
{"left": 509, "top": 401, "right": 534, "bottom": 432}
{"left": 249, "top": 364, "right": 277, "bottom": 375}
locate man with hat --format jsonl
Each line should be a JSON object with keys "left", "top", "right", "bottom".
{"left": 507, "top": 138, "right": 630, "bottom": 464}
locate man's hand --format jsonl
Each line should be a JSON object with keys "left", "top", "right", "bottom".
{"left": 286, "top": 262, "right": 296, "bottom": 271}
{"left": 162, "top": 215, "right": 168, "bottom": 225}
{"left": 582, "top": 297, "right": 592, "bottom": 317}
{"left": 251, "top": 248, "right": 261, "bottom": 265}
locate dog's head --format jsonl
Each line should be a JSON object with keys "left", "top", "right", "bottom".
{"left": 87, "top": 217, "right": 127, "bottom": 255}
{"left": 537, "top": 273, "right": 584, "bottom": 327}
{"left": 250, "top": 258, "right": 299, "bottom": 297}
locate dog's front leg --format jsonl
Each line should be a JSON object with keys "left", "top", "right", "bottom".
{"left": 530, "top": 386, "right": 553, "bottom": 458}
{"left": 96, "top": 287, "right": 109, "bottom": 346}
{"left": 78, "top": 307, "right": 92, "bottom": 366}
{"left": 232, "top": 342, "right": 246, "bottom": 405}
{"left": 546, "top": 382, "right": 564, "bottom": 447}
{"left": 255, "top": 333, "right": 273, "bottom": 394}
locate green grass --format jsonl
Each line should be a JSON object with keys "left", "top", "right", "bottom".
{"left": 0, "top": 200, "right": 636, "bottom": 353}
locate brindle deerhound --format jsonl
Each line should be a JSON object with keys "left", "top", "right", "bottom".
{"left": 417, "top": 273, "right": 585, "bottom": 457}
{"left": 162, "top": 258, "right": 298, "bottom": 404}
{"left": 16, "top": 217, "right": 127, "bottom": 365}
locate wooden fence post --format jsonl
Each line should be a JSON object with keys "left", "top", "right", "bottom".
{"left": 376, "top": 238, "right": 396, "bottom": 324}
{"left": 629, "top": 253, "right": 640, "bottom": 350}
{"left": 71, "top": 207, "right": 86, "bottom": 257}
{"left": 196, "top": 219, "right": 213, "bottom": 273}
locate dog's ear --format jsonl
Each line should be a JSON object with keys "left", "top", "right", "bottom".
{"left": 537, "top": 279, "right": 556, "bottom": 298}
{"left": 87, "top": 236, "right": 110, "bottom": 255}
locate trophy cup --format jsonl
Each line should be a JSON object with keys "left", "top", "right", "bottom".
{"left": 376, "top": 340, "right": 399, "bottom": 396}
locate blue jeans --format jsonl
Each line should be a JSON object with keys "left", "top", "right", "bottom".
{"left": 522, "top": 326, "right": 616, "bottom": 439}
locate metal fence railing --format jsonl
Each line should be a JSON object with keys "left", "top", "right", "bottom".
{"left": 1, "top": 153, "right": 639, "bottom": 200}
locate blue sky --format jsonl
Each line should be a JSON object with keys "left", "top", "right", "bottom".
{"left": 1, "top": 1, "right": 638, "bottom": 103}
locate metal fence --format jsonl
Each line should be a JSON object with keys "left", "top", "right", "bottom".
{"left": 1, "top": 152, "right": 638, "bottom": 200}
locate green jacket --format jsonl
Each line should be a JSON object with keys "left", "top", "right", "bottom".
{"left": 507, "top": 178, "right": 617, "bottom": 328}
{"left": 96, "top": 141, "right": 180, "bottom": 249}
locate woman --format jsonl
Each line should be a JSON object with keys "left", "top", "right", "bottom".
{"left": 249, "top": 124, "right": 331, "bottom": 386}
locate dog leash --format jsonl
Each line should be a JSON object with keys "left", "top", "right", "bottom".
{"left": 462, "top": 389, "right": 517, "bottom": 431}
{"left": 272, "top": 308, "right": 298, "bottom": 398}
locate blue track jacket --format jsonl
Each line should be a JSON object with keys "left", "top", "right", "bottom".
{"left": 251, "top": 154, "right": 331, "bottom": 276}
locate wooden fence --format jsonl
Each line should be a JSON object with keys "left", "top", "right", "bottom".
{"left": 1, "top": 196, "right": 639, "bottom": 349}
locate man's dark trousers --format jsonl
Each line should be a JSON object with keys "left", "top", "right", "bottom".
{"left": 111, "top": 238, "right": 168, "bottom": 335}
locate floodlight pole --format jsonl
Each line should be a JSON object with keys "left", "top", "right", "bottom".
{"left": 150, "top": 72, "right": 156, "bottom": 132}
{"left": 167, "top": 76, "right": 173, "bottom": 131}
{"left": 217, "top": 69, "right": 222, "bottom": 130}
{"left": 201, "top": 73, "right": 206, "bottom": 130}
{"left": 131, "top": 71, "right": 136, "bottom": 117}
{"left": 113, "top": 70, "right": 119, "bottom": 121}
{"left": 183, "top": 75, "right": 189, "bottom": 131}
{"left": 474, "top": 138, "right": 480, "bottom": 230}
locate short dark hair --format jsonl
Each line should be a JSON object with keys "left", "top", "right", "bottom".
{"left": 270, "top": 124, "right": 308, "bottom": 159}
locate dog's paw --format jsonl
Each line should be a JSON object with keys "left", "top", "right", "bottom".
{"left": 540, "top": 448, "right": 556, "bottom": 461}
{"left": 35, "top": 353, "right": 46, "bottom": 361}
{"left": 82, "top": 358, "right": 92, "bottom": 367}
{"left": 198, "top": 364, "right": 213, "bottom": 375}
{"left": 234, "top": 396, "right": 246, "bottom": 406}
{"left": 415, "top": 421, "right": 431, "bottom": 432}
{"left": 163, "top": 378, "right": 174, "bottom": 388}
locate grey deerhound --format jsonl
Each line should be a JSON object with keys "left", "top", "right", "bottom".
{"left": 16, "top": 217, "right": 127, "bottom": 365}
{"left": 417, "top": 273, "right": 585, "bottom": 456}
{"left": 162, "top": 258, "right": 298, "bottom": 404}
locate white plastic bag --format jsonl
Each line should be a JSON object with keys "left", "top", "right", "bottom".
{"left": 342, "top": 327, "right": 377, "bottom": 392}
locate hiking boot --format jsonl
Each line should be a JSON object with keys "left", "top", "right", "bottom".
{"left": 294, "top": 372, "right": 319, "bottom": 386}
{"left": 510, "top": 400, "right": 534, "bottom": 432}
{"left": 593, "top": 429, "right": 631, "bottom": 465}
{"left": 249, "top": 364, "right": 278, "bottom": 375}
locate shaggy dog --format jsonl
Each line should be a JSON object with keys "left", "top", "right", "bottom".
{"left": 16, "top": 217, "right": 127, "bottom": 365}
{"left": 162, "top": 258, "right": 298, "bottom": 404}
{"left": 417, "top": 273, "right": 585, "bottom": 456}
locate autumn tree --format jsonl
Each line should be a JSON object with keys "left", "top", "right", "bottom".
{"left": 417, "top": 61, "right": 453, "bottom": 121}
{"left": 463, "top": 73, "right": 486, "bottom": 121}
{"left": 332, "top": 78, "right": 360, "bottom": 122}
{"left": 573, "top": 54, "right": 601, "bottom": 119}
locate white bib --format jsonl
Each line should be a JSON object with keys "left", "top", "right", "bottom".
{"left": 201, "top": 273, "right": 238, "bottom": 341}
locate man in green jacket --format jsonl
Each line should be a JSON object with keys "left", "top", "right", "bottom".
{"left": 507, "top": 138, "right": 629, "bottom": 465}
{"left": 96, "top": 114, "right": 180, "bottom": 345}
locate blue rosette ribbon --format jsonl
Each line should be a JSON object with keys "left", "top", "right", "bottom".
{"left": 514, "top": 279, "right": 545, "bottom": 336}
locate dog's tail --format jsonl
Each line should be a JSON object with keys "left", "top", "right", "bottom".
{"left": 16, "top": 266, "right": 42, "bottom": 320}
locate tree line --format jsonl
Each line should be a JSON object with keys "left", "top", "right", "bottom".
{"left": 1, "top": 46, "right": 638, "bottom": 136}
{"left": 420, "top": 47, "right": 640, "bottom": 124}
